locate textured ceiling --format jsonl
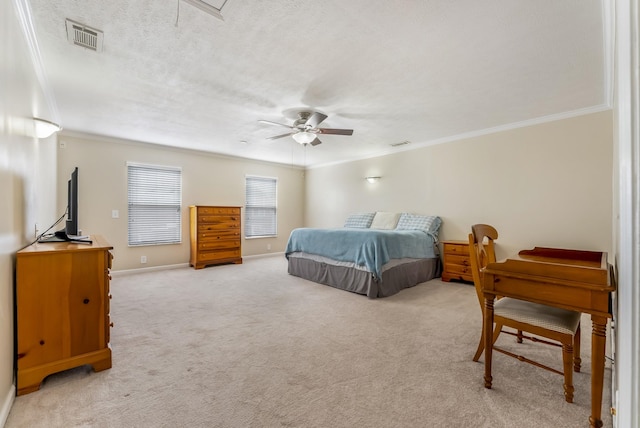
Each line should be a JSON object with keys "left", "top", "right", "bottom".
{"left": 27, "top": 0, "right": 608, "bottom": 167}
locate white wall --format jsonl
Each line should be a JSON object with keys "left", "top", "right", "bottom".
{"left": 305, "top": 110, "right": 613, "bottom": 259}
{"left": 0, "top": 0, "right": 58, "bottom": 423}
{"left": 56, "top": 133, "right": 305, "bottom": 271}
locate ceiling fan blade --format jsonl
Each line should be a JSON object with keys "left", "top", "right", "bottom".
{"left": 310, "top": 137, "right": 322, "bottom": 146}
{"left": 317, "top": 128, "right": 354, "bottom": 136}
{"left": 305, "top": 112, "right": 328, "bottom": 128}
{"left": 267, "top": 132, "right": 294, "bottom": 140}
{"left": 258, "top": 120, "right": 293, "bottom": 129}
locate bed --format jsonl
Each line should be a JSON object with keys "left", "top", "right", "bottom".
{"left": 285, "top": 212, "right": 442, "bottom": 298}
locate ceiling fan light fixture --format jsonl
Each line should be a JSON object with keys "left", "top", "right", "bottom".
{"left": 292, "top": 131, "right": 316, "bottom": 145}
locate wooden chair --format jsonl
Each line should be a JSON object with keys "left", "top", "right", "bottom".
{"left": 468, "top": 224, "right": 582, "bottom": 403}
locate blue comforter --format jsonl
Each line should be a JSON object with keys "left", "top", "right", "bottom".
{"left": 285, "top": 228, "right": 437, "bottom": 279}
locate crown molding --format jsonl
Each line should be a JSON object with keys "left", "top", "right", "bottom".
{"left": 13, "top": 0, "right": 60, "bottom": 124}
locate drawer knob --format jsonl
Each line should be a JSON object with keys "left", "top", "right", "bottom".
{"left": 39, "top": 340, "right": 45, "bottom": 345}
{"left": 83, "top": 298, "right": 90, "bottom": 304}
{"left": 110, "top": 322, "right": 114, "bottom": 328}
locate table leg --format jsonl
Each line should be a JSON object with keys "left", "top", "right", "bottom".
{"left": 589, "top": 315, "right": 608, "bottom": 428}
{"left": 483, "top": 294, "right": 495, "bottom": 389}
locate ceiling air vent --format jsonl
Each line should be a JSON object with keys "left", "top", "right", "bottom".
{"left": 390, "top": 140, "right": 411, "bottom": 147}
{"left": 65, "top": 19, "right": 103, "bottom": 52}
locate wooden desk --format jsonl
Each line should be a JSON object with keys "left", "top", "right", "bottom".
{"left": 481, "top": 247, "right": 614, "bottom": 428}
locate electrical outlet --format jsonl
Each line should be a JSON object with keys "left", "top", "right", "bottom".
{"left": 140, "top": 256, "right": 147, "bottom": 264}
{"left": 34, "top": 223, "right": 39, "bottom": 238}
{"left": 112, "top": 209, "right": 119, "bottom": 219}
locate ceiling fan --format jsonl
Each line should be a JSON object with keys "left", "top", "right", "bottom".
{"left": 259, "top": 111, "right": 353, "bottom": 146}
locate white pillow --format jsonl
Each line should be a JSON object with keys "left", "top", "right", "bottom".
{"left": 370, "top": 212, "right": 401, "bottom": 230}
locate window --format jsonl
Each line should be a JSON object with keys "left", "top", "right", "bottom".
{"left": 127, "top": 162, "right": 182, "bottom": 246}
{"left": 245, "top": 175, "right": 277, "bottom": 237}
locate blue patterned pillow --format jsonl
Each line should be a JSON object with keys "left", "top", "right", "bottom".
{"left": 396, "top": 213, "right": 442, "bottom": 235}
{"left": 343, "top": 212, "right": 375, "bottom": 228}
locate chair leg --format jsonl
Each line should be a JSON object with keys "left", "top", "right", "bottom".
{"left": 573, "top": 323, "right": 582, "bottom": 373}
{"left": 516, "top": 329, "right": 523, "bottom": 343}
{"left": 492, "top": 323, "right": 503, "bottom": 345}
{"left": 561, "top": 342, "right": 575, "bottom": 403}
{"left": 473, "top": 323, "right": 502, "bottom": 362}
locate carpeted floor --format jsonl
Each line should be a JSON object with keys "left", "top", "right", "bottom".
{"left": 5, "top": 255, "right": 612, "bottom": 427}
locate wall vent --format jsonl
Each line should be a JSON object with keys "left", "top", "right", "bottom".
{"left": 390, "top": 140, "right": 411, "bottom": 147}
{"left": 65, "top": 19, "right": 103, "bottom": 52}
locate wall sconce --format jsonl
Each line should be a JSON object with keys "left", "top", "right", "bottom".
{"left": 33, "top": 118, "right": 62, "bottom": 138}
{"left": 365, "top": 176, "right": 381, "bottom": 184}
{"left": 3, "top": 116, "right": 62, "bottom": 138}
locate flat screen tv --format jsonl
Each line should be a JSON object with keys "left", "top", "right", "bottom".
{"left": 65, "top": 167, "right": 79, "bottom": 236}
{"left": 38, "top": 167, "right": 90, "bottom": 243}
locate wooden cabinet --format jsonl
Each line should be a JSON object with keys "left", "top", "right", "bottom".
{"left": 189, "top": 205, "right": 242, "bottom": 269}
{"left": 15, "top": 235, "right": 113, "bottom": 395}
{"left": 441, "top": 240, "right": 473, "bottom": 283}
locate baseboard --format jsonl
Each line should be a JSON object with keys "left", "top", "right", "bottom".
{"left": 0, "top": 383, "right": 15, "bottom": 428}
{"left": 111, "top": 263, "right": 189, "bottom": 277}
{"left": 112, "top": 254, "right": 285, "bottom": 276}
{"left": 243, "top": 252, "right": 284, "bottom": 260}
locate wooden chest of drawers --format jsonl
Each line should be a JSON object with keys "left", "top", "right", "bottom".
{"left": 16, "top": 235, "right": 113, "bottom": 395}
{"left": 189, "top": 205, "right": 242, "bottom": 269}
{"left": 441, "top": 240, "right": 473, "bottom": 283}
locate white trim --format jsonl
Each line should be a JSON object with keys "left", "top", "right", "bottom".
{"left": 0, "top": 383, "right": 16, "bottom": 428}
{"left": 242, "top": 252, "right": 284, "bottom": 260}
{"left": 308, "top": 104, "right": 613, "bottom": 169}
{"left": 111, "top": 263, "right": 189, "bottom": 276}
{"left": 13, "top": 0, "right": 60, "bottom": 124}
{"left": 59, "top": 130, "right": 305, "bottom": 170}
{"left": 111, "top": 253, "right": 285, "bottom": 275}
{"left": 614, "top": 0, "right": 640, "bottom": 427}
{"left": 125, "top": 161, "right": 182, "bottom": 172}
{"left": 602, "top": 0, "right": 615, "bottom": 107}
{"left": 244, "top": 174, "right": 278, "bottom": 181}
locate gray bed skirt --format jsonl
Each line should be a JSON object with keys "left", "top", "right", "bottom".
{"left": 287, "top": 256, "right": 442, "bottom": 298}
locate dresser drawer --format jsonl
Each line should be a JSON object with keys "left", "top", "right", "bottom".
{"left": 198, "top": 230, "right": 241, "bottom": 240}
{"left": 444, "top": 242, "right": 469, "bottom": 255}
{"left": 198, "top": 222, "right": 240, "bottom": 231}
{"left": 446, "top": 262, "right": 472, "bottom": 277}
{"left": 198, "top": 215, "right": 240, "bottom": 225}
{"left": 198, "top": 207, "right": 240, "bottom": 215}
{"left": 444, "top": 254, "right": 470, "bottom": 267}
{"left": 198, "top": 239, "right": 240, "bottom": 251}
{"left": 197, "top": 248, "right": 241, "bottom": 262}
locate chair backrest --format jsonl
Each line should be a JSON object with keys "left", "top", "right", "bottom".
{"left": 468, "top": 224, "right": 499, "bottom": 308}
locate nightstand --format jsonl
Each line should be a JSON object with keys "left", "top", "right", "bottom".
{"left": 441, "top": 240, "right": 473, "bottom": 283}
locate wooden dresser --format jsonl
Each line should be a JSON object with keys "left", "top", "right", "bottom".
{"left": 16, "top": 235, "right": 113, "bottom": 395}
{"left": 189, "top": 205, "right": 242, "bottom": 269}
{"left": 441, "top": 240, "right": 473, "bottom": 283}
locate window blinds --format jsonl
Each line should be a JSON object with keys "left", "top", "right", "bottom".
{"left": 245, "top": 175, "right": 277, "bottom": 237}
{"left": 127, "top": 163, "right": 182, "bottom": 246}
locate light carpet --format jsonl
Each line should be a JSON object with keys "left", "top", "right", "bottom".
{"left": 6, "top": 255, "right": 612, "bottom": 427}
